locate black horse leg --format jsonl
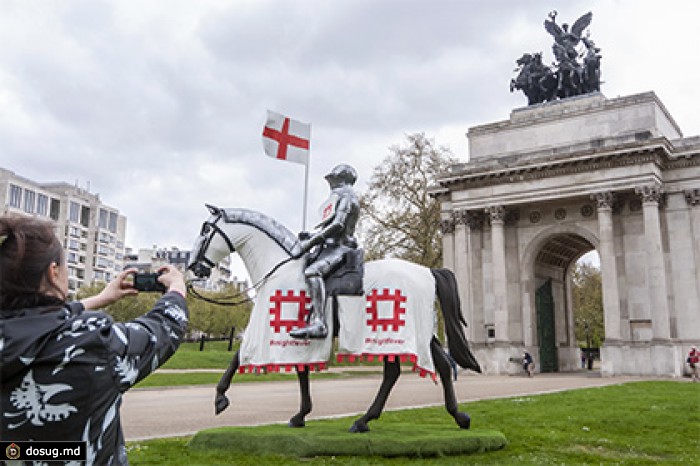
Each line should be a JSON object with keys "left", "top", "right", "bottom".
{"left": 349, "top": 358, "right": 401, "bottom": 433}
{"left": 430, "top": 338, "right": 471, "bottom": 429}
{"left": 215, "top": 350, "right": 240, "bottom": 415}
{"left": 288, "top": 366, "right": 311, "bottom": 427}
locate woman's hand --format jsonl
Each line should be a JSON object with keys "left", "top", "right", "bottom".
{"left": 81, "top": 268, "right": 139, "bottom": 310}
{"left": 156, "top": 264, "right": 187, "bottom": 298}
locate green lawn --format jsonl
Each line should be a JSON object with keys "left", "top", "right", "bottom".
{"left": 127, "top": 381, "right": 699, "bottom": 465}
{"left": 160, "top": 340, "right": 238, "bottom": 369}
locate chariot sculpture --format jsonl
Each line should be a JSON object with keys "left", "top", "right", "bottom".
{"left": 511, "top": 11, "right": 601, "bottom": 105}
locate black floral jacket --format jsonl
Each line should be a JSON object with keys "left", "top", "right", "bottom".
{"left": 0, "top": 292, "right": 188, "bottom": 465}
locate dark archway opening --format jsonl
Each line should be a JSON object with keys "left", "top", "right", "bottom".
{"left": 534, "top": 233, "right": 598, "bottom": 372}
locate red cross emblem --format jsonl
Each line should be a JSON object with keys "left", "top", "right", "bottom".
{"left": 269, "top": 290, "right": 311, "bottom": 333}
{"left": 365, "top": 288, "right": 407, "bottom": 332}
{"left": 322, "top": 203, "right": 334, "bottom": 221}
{"left": 262, "top": 117, "right": 310, "bottom": 161}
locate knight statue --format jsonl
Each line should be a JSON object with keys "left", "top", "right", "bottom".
{"left": 290, "top": 163, "right": 363, "bottom": 339}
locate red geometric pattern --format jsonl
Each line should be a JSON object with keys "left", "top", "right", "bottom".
{"left": 239, "top": 362, "right": 327, "bottom": 374}
{"left": 365, "top": 288, "right": 407, "bottom": 332}
{"left": 268, "top": 290, "right": 310, "bottom": 333}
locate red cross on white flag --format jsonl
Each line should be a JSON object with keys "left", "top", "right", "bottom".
{"left": 262, "top": 111, "right": 311, "bottom": 165}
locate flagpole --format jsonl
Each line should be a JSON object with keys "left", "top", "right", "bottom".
{"left": 302, "top": 125, "right": 311, "bottom": 230}
{"left": 302, "top": 160, "right": 309, "bottom": 230}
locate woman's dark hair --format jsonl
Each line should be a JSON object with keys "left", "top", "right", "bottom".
{"left": 0, "top": 215, "right": 65, "bottom": 311}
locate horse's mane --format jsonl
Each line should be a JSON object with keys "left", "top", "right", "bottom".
{"left": 220, "top": 208, "right": 302, "bottom": 257}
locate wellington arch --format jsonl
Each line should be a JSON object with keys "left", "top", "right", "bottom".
{"left": 432, "top": 92, "right": 700, "bottom": 377}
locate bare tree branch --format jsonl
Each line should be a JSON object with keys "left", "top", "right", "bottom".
{"left": 358, "top": 133, "right": 455, "bottom": 268}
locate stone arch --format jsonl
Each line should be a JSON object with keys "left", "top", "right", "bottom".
{"left": 519, "top": 224, "right": 600, "bottom": 371}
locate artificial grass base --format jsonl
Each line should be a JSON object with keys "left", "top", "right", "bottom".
{"left": 188, "top": 422, "right": 507, "bottom": 458}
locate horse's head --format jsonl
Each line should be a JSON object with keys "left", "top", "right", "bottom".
{"left": 187, "top": 204, "right": 235, "bottom": 279}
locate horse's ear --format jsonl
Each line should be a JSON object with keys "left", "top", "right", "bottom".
{"left": 205, "top": 204, "right": 220, "bottom": 215}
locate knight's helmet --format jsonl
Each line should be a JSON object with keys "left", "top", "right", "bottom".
{"left": 325, "top": 164, "right": 357, "bottom": 188}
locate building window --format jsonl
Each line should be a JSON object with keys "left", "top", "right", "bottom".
{"left": 109, "top": 212, "right": 118, "bottom": 233}
{"left": 50, "top": 198, "right": 60, "bottom": 220}
{"left": 37, "top": 194, "right": 48, "bottom": 216}
{"left": 67, "top": 239, "right": 80, "bottom": 250}
{"left": 80, "top": 205, "right": 90, "bottom": 228}
{"left": 99, "top": 209, "right": 109, "bottom": 229}
{"left": 23, "top": 190, "right": 36, "bottom": 213}
{"left": 97, "top": 231, "right": 113, "bottom": 244}
{"left": 94, "top": 257, "right": 112, "bottom": 269}
{"left": 69, "top": 201, "right": 80, "bottom": 223}
{"left": 67, "top": 252, "right": 79, "bottom": 264}
{"left": 96, "top": 244, "right": 113, "bottom": 256}
{"left": 9, "top": 184, "right": 22, "bottom": 208}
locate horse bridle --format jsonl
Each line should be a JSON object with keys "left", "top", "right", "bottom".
{"left": 187, "top": 212, "right": 297, "bottom": 307}
{"left": 191, "top": 213, "right": 236, "bottom": 271}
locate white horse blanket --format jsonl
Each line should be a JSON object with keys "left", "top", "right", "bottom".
{"left": 238, "top": 259, "right": 438, "bottom": 379}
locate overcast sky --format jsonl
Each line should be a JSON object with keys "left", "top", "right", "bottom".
{"left": 2, "top": 0, "right": 698, "bottom": 259}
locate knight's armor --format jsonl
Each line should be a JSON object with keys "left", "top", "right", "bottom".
{"left": 290, "top": 164, "right": 360, "bottom": 339}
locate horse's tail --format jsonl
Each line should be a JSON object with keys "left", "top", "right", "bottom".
{"left": 431, "top": 268, "right": 482, "bottom": 373}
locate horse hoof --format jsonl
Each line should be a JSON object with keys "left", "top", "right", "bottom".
{"left": 214, "top": 395, "right": 230, "bottom": 415}
{"left": 349, "top": 421, "right": 369, "bottom": 433}
{"left": 288, "top": 416, "right": 305, "bottom": 428}
{"left": 455, "top": 412, "right": 471, "bottom": 429}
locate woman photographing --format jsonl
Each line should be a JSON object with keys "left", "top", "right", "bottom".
{"left": 0, "top": 215, "right": 188, "bottom": 465}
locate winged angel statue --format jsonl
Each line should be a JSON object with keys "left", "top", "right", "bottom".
{"left": 511, "top": 11, "right": 601, "bottom": 105}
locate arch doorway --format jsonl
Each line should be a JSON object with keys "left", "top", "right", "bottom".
{"left": 532, "top": 232, "right": 597, "bottom": 372}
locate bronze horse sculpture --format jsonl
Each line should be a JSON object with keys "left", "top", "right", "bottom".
{"left": 187, "top": 206, "right": 481, "bottom": 432}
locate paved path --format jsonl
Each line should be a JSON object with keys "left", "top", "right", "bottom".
{"left": 122, "top": 371, "right": 652, "bottom": 441}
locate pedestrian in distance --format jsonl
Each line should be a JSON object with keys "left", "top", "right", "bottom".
{"left": 523, "top": 351, "right": 534, "bottom": 377}
{"left": 688, "top": 346, "right": 699, "bottom": 382}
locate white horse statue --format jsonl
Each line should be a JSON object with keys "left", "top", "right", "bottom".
{"left": 187, "top": 205, "right": 481, "bottom": 432}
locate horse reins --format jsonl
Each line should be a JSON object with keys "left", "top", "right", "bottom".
{"left": 187, "top": 214, "right": 302, "bottom": 306}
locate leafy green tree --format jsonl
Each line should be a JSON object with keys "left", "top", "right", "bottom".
{"left": 77, "top": 282, "right": 159, "bottom": 323}
{"left": 187, "top": 285, "right": 252, "bottom": 337}
{"left": 359, "top": 133, "right": 456, "bottom": 268}
{"left": 572, "top": 262, "right": 604, "bottom": 347}
{"left": 77, "top": 282, "right": 252, "bottom": 338}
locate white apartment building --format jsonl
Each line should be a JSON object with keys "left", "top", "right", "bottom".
{"left": 1, "top": 168, "right": 126, "bottom": 296}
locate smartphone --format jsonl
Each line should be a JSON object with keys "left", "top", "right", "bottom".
{"left": 132, "top": 272, "right": 167, "bottom": 293}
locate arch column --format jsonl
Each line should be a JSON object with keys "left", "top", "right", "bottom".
{"left": 592, "top": 192, "right": 621, "bottom": 341}
{"left": 439, "top": 215, "right": 455, "bottom": 272}
{"left": 453, "top": 210, "right": 470, "bottom": 335}
{"left": 486, "top": 205, "right": 509, "bottom": 343}
{"left": 636, "top": 184, "right": 671, "bottom": 341}
{"left": 685, "top": 189, "right": 700, "bottom": 310}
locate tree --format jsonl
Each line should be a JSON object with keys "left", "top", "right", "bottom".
{"left": 77, "top": 281, "right": 252, "bottom": 338}
{"left": 359, "top": 133, "right": 456, "bottom": 268}
{"left": 572, "top": 262, "right": 605, "bottom": 347}
{"left": 187, "top": 284, "right": 252, "bottom": 337}
{"left": 77, "top": 283, "right": 159, "bottom": 323}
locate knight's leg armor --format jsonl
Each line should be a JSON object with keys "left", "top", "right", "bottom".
{"left": 290, "top": 273, "right": 328, "bottom": 339}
